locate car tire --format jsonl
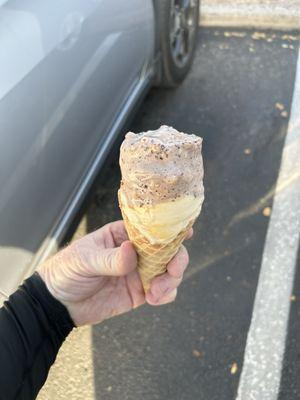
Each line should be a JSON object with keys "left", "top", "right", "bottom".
{"left": 154, "top": 0, "right": 199, "bottom": 88}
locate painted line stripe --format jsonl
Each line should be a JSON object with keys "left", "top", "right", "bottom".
{"left": 237, "top": 49, "right": 300, "bottom": 400}
{"left": 200, "top": 3, "right": 300, "bottom": 18}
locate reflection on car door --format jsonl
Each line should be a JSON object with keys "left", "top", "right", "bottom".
{"left": 0, "top": 0, "right": 154, "bottom": 296}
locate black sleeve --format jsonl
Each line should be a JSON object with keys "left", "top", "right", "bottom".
{"left": 0, "top": 272, "right": 74, "bottom": 400}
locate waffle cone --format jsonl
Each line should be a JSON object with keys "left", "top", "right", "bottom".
{"left": 121, "top": 210, "right": 193, "bottom": 292}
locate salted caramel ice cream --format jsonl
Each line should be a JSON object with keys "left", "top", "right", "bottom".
{"left": 118, "top": 125, "right": 204, "bottom": 291}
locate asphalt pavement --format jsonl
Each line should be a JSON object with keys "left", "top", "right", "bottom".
{"left": 38, "top": 28, "right": 300, "bottom": 400}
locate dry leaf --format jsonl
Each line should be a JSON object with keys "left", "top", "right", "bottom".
{"left": 244, "top": 148, "right": 251, "bottom": 155}
{"left": 275, "top": 102, "right": 285, "bottom": 111}
{"left": 231, "top": 362, "right": 238, "bottom": 375}
{"left": 281, "top": 111, "right": 288, "bottom": 118}
{"left": 224, "top": 31, "right": 246, "bottom": 38}
{"left": 252, "top": 32, "right": 267, "bottom": 40}
{"left": 290, "top": 295, "right": 296, "bottom": 301}
{"left": 281, "top": 34, "right": 299, "bottom": 41}
{"left": 192, "top": 349, "right": 202, "bottom": 358}
{"left": 262, "top": 207, "right": 271, "bottom": 217}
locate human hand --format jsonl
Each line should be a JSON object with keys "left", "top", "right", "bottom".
{"left": 38, "top": 220, "right": 192, "bottom": 326}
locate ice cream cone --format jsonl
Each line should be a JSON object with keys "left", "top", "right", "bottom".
{"left": 119, "top": 193, "right": 194, "bottom": 291}
{"left": 118, "top": 126, "right": 204, "bottom": 292}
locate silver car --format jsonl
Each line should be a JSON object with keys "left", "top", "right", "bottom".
{"left": 0, "top": 0, "right": 199, "bottom": 303}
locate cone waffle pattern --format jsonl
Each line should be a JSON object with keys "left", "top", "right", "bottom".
{"left": 121, "top": 211, "right": 193, "bottom": 292}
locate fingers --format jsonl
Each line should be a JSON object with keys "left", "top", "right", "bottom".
{"left": 75, "top": 238, "right": 138, "bottom": 277}
{"left": 167, "top": 245, "right": 189, "bottom": 278}
{"left": 99, "top": 241, "right": 137, "bottom": 276}
{"left": 148, "top": 274, "right": 182, "bottom": 300}
{"left": 146, "top": 245, "right": 189, "bottom": 306}
{"left": 107, "top": 220, "right": 129, "bottom": 247}
{"left": 158, "top": 288, "right": 177, "bottom": 305}
{"left": 118, "top": 241, "right": 138, "bottom": 275}
{"left": 146, "top": 288, "right": 177, "bottom": 306}
{"left": 87, "top": 221, "right": 129, "bottom": 249}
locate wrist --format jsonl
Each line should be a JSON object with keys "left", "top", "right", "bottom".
{"left": 28, "top": 272, "right": 75, "bottom": 332}
{"left": 37, "top": 250, "right": 89, "bottom": 327}
{"left": 38, "top": 255, "right": 73, "bottom": 313}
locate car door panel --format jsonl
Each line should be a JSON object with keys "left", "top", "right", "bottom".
{"left": 0, "top": 0, "right": 154, "bottom": 295}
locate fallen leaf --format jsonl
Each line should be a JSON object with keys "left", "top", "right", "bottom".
{"left": 262, "top": 207, "right": 271, "bottom": 217}
{"left": 244, "top": 148, "right": 251, "bottom": 155}
{"left": 231, "top": 362, "right": 238, "bottom": 375}
{"left": 224, "top": 31, "right": 246, "bottom": 38}
{"left": 290, "top": 295, "right": 296, "bottom": 301}
{"left": 192, "top": 349, "right": 202, "bottom": 358}
{"left": 106, "top": 386, "right": 112, "bottom": 392}
{"left": 281, "top": 34, "right": 299, "bottom": 41}
{"left": 275, "top": 102, "right": 285, "bottom": 111}
{"left": 281, "top": 110, "right": 288, "bottom": 118}
{"left": 252, "top": 32, "right": 267, "bottom": 40}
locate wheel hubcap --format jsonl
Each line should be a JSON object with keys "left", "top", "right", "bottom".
{"left": 170, "top": 0, "right": 197, "bottom": 67}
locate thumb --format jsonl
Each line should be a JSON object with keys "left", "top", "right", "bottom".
{"left": 93, "top": 241, "right": 138, "bottom": 276}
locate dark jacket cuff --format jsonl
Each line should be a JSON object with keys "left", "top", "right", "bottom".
{"left": 22, "top": 272, "right": 75, "bottom": 337}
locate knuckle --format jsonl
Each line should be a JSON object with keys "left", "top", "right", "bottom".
{"left": 70, "top": 240, "right": 89, "bottom": 269}
{"left": 104, "top": 250, "right": 119, "bottom": 273}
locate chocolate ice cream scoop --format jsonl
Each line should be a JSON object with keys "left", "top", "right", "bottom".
{"left": 119, "top": 125, "right": 204, "bottom": 207}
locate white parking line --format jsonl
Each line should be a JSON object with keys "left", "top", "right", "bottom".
{"left": 237, "top": 49, "right": 300, "bottom": 400}
{"left": 199, "top": 2, "right": 300, "bottom": 30}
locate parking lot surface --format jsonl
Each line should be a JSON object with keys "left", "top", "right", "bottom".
{"left": 38, "top": 28, "right": 300, "bottom": 400}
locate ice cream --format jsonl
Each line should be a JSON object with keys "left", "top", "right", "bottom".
{"left": 118, "top": 192, "right": 201, "bottom": 244}
{"left": 118, "top": 125, "right": 204, "bottom": 291}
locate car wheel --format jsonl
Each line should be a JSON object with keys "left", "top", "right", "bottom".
{"left": 154, "top": 0, "right": 199, "bottom": 88}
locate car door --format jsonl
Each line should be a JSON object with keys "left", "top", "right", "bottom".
{"left": 0, "top": 0, "right": 154, "bottom": 298}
